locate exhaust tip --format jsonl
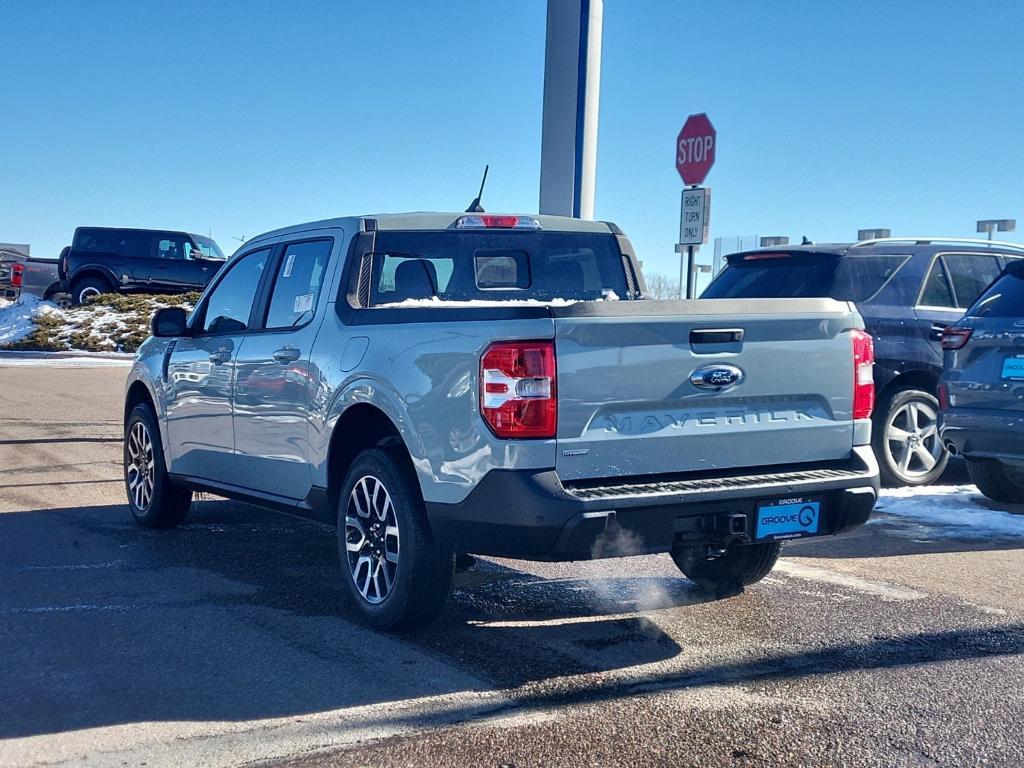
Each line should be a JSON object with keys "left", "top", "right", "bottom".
{"left": 945, "top": 441, "right": 959, "bottom": 457}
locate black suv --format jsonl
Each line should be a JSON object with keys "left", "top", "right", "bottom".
{"left": 59, "top": 227, "right": 227, "bottom": 305}
{"left": 702, "top": 237, "right": 1023, "bottom": 486}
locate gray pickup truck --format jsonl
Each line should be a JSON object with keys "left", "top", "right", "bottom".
{"left": 0, "top": 251, "right": 65, "bottom": 304}
{"left": 124, "top": 212, "right": 880, "bottom": 630}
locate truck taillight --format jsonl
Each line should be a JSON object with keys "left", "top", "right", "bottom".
{"left": 10, "top": 264, "right": 23, "bottom": 288}
{"left": 852, "top": 329, "right": 875, "bottom": 420}
{"left": 480, "top": 340, "right": 556, "bottom": 439}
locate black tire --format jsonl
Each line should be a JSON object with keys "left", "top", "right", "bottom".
{"left": 965, "top": 458, "right": 1024, "bottom": 504}
{"left": 124, "top": 403, "right": 192, "bottom": 528}
{"left": 336, "top": 448, "right": 454, "bottom": 631}
{"left": 873, "top": 387, "right": 948, "bottom": 487}
{"left": 71, "top": 275, "right": 112, "bottom": 305}
{"left": 672, "top": 541, "right": 783, "bottom": 592}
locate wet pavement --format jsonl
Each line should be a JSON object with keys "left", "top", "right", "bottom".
{"left": 1, "top": 366, "right": 1022, "bottom": 767}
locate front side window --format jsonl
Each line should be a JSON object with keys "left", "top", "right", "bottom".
{"left": 155, "top": 235, "right": 187, "bottom": 261}
{"left": 943, "top": 253, "right": 1002, "bottom": 308}
{"left": 265, "top": 239, "right": 333, "bottom": 328}
{"left": 200, "top": 248, "right": 271, "bottom": 334}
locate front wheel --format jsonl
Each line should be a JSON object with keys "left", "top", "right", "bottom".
{"left": 966, "top": 459, "right": 1024, "bottom": 504}
{"left": 672, "top": 541, "right": 783, "bottom": 592}
{"left": 124, "top": 403, "right": 192, "bottom": 527}
{"left": 873, "top": 388, "right": 948, "bottom": 487}
{"left": 337, "top": 448, "right": 454, "bottom": 631}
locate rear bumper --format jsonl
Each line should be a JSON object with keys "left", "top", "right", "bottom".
{"left": 426, "top": 446, "right": 880, "bottom": 561}
{"left": 941, "top": 408, "right": 1024, "bottom": 465}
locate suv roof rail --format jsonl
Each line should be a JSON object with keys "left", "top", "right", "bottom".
{"left": 851, "top": 236, "right": 1024, "bottom": 253}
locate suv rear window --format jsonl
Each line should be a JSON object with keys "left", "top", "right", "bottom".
{"left": 368, "top": 231, "right": 629, "bottom": 305}
{"left": 966, "top": 264, "right": 1024, "bottom": 318}
{"left": 702, "top": 253, "right": 907, "bottom": 302}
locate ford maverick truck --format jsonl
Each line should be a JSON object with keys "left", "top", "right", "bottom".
{"left": 124, "top": 212, "right": 880, "bottom": 630}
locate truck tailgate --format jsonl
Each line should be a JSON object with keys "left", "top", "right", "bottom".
{"left": 552, "top": 299, "right": 859, "bottom": 481}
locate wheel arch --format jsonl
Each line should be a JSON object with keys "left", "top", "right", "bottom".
{"left": 325, "top": 403, "right": 417, "bottom": 525}
{"left": 69, "top": 267, "right": 119, "bottom": 291}
{"left": 877, "top": 369, "right": 940, "bottom": 404}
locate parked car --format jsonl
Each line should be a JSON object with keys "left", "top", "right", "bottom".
{"left": 60, "top": 226, "right": 227, "bottom": 305}
{"left": 702, "top": 237, "right": 1023, "bottom": 487}
{"left": 939, "top": 259, "right": 1024, "bottom": 502}
{"left": 124, "top": 212, "right": 880, "bottom": 630}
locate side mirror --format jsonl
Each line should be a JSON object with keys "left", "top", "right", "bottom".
{"left": 151, "top": 307, "right": 189, "bottom": 338}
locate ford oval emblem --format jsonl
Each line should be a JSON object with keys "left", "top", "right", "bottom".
{"left": 690, "top": 363, "right": 744, "bottom": 390}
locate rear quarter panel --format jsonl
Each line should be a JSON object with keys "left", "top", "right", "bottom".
{"left": 309, "top": 310, "right": 559, "bottom": 505}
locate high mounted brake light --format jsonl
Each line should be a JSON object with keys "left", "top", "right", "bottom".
{"left": 742, "top": 253, "right": 792, "bottom": 260}
{"left": 851, "top": 329, "right": 875, "bottom": 420}
{"left": 941, "top": 327, "right": 973, "bottom": 350}
{"left": 480, "top": 340, "right": 556, "bottom": 439}
{"left": 456, "top": 215, "right": 541, "bottom": 230}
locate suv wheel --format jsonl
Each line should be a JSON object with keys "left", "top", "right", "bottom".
{"left": 124, "top": 403, "right": 192, "bottom": 527}
{"left": 965, "top": 459, "right": 1024, "bottom": 503}
{"left": 71, "top": 276, "right": 111, "bottom": 305}
{"left": 874, "top": 388, "right": 948, "bottom": 487}
{"left": 672, "top": 541, "right": 783, "bottom": 593}
{"left": 337, "top": 448, "right": 454, "bottom": 631}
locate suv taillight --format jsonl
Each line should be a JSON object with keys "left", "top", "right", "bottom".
{"left": 941, "top": 327, "right": 973, "bottom": 350}
{"left": 10, "top": 264, "right": 23, "bottom": 288}
{"left": 480, "top": 340, "right": 556, "bottom": 439}
{"left": 852, "top": 329, "right": 875, "bottom": 420}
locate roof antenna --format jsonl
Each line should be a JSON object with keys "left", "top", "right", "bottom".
{"left": 465, "top": 165, "right": 489, "bottom": 213}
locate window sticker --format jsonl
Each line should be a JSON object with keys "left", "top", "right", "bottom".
{"left": 293, "top": 292, "right": 314, "bottom": 314}
{"left": 283, "top": 252, "right": 296, "bottom": 278}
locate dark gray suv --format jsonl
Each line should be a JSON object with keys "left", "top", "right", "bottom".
{"left": 939, "top": 259, "right": 1024, "bottom": 502}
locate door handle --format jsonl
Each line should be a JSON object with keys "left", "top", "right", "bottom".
{"left": 208, "top": 348, "right": 231, "bottom": 365}
{"left": 272, "top": 347, "right": 301, "bottom": 364}
{"left": 929, "top": 323, "right": 947, "bottom": 342}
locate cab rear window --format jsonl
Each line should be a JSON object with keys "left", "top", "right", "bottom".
{"left": 368, "top": 231, "right": 629, "bottom": 305}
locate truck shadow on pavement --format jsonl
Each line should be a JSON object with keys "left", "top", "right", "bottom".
{"left": 1, "top": 498, "right": 1021, "bottom": 739}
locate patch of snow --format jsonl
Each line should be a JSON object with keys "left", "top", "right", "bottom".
{"left": 872, "top": 484, "right": 1024, "bottom": 539}
{"left": 0, "top": 294, "right": 48, "bottom": 344}
{"left": 375, "top": 297, "right": 583, "bottom": 308}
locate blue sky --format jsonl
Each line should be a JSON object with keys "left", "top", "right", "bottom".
{"left": 2, "top": 0, "right": 1023, "bottom": 283}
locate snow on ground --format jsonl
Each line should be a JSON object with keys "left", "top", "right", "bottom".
{"left": 873, "top": 484, "right": 1024, "bottom": 539}
{"left": 0, "top": 294, "right": 49, "bottom": 344}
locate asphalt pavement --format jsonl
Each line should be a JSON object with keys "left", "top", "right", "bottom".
{"left": 1, "top": 365, "right": 1021, "bottom": 767}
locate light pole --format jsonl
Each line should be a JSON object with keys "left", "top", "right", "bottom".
{"left": 976, "top": 219, "right": 1016, "bottom": 241}
{"left": 759, "top": 236, "right": 789, "bottom": 247}
{"left": 857, "top": 228, "right": 891, "bottom": 241}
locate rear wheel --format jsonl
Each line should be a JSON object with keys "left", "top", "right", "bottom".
{"left": 71, "top": 276, "right": 111, "bottom": 305}
{"left": 124, "top": 404, "right": 192, "bottom": 527}
{"left": 965, "top": 459, "right": 1024, "bottom": 503}
{"left": 874, "top": 388, "right": 948, "bottom": 486}
{"left": 672, "top": 541, "right": 783, "bottom": 592}
{"left": 337, "top": 448, "right": 454, "bottom": 631}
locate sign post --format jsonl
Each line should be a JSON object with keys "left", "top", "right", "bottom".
{"left": 675, "top": 113, "right": 716, "bottom": 298}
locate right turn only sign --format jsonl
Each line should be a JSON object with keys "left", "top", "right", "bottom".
{"left": 679, "top": 187, "right": 710, "bottom": 245}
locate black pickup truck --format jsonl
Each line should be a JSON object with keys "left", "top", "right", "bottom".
{"left": 60, "top": 227, "right": 228, "bottom": 304}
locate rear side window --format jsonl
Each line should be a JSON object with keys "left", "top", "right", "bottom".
{"left": 368, "top": 231, "right": 628, "bottom": 305}
{"left": 115, "top": 232, "right": 149, "bottom": 258}
{"left": 830, "top": 255, "right": 909, "bottom": 301}
{"left": 967, "top": 268, "right": 1024, "bottom": 318}
{"left": 73, "top": 229, "right": 117, "bottom": 253}
{"left": 700, "top": 255, "right": 838, "bottom": 299}
{"left": 943, "top": 253, "right": 1002, "bottom": 308}
{"left": 265, "top": 239, "right": 334, "bottom": 328}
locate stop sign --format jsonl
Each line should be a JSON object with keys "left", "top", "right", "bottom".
{"left": 676, "top": 113, "right": 716, "bottom": 185}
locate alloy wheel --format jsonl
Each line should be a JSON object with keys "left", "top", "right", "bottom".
{"left": 126, "top": 421, "right": 155, "bottom": 511}
{"left": 884, "top": 399, "right": 943, "bottom": 480}
{"left": 345, "top": 475, "right": 400, "bottom": 604}
{"left": 78, "top": 286, "right": 101, "bottom": 304}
